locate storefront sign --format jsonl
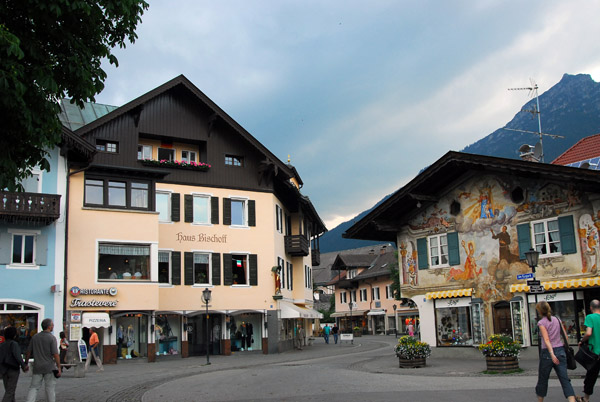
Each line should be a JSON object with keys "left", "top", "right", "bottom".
{"left": 528, "top": 292, "right": 574, "bottom": 303}
{"left": 70, "top": 299, "right": 117, "bottom": 307}
{"left": 70, "top": 312, "right": 81, "bottom": 323}
{"left": 69, "top": 286, "right": 118, "bottom": 308}
{"left": 436, "top": 297, "right": 472, "bottom": 308}
{"left": 176, "top": 232, "right": 228, "bottom": 244}
{"left": 70, "top": 287, "right": 118, "bottom": 297}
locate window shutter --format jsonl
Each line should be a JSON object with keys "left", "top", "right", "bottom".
{"left": 184, "top": 195, "right": 193, "bottom": 223}
{"left": 212, "top": 253, "right": 221, "bottom": 285}
{"left": 211, "top": 197, "right": 219, "bottom": 224}
{"left": 447, "top": 232, "right": 460, "bottom": 266}
{"left": 248, "top": 200, "right": 256, "bottom": 227}
{"left": 0, "top": 232, "right": 10, "bottom": 264}
{"left": 36, "top": 234, "right": 48, "bottom": 266}
{"left": 184, "top": 252, "right": 193, "bottom": 285}
{"left": 223, "top": 253, "right": 232, "bottom": 285}
{"left": 171, "top": 193, "right": 180, "bottom": 222}
{"left": 223, "top": 198, "right": 231, "bottom": 226}
{"left": 558, "top": 215, "right": 577, "bottom": 254}
{"left": 171, "top": 252, "right": 181, "bottom": 285}
{"left": 417, "top": 237, "right": 428, "bottom": 270}
{"left": 249, "top": 254, "right": 258, "bottom": 286}
{"left": 517, "top": 223, "right": 532, "bottom": 260}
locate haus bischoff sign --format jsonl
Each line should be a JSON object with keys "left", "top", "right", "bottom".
{"left": 69, "top": 286, "right": 118, "bottom": 308}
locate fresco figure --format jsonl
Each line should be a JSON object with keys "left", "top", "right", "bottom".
{"left": 447, "top": 240, "right": 482, "bottom": 281}
{"left": 490, "top": 226, "right": 518, "bottom": 263}
{"left": 479, "top": 190, "right": 494, "bottom": 218}
{"left": 580, "top": 214, "right": 600, "bottom": 274}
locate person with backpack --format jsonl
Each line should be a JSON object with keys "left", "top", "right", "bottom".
{"left": 0, "top": 326, "right": 29, "bottom": 402}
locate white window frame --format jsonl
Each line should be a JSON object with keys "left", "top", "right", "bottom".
{"left": 157, "top": 147, "right": 176, "bottom": 162}
{"left": 181, "top": 150, "right": 197, "bottom": 163}
{"left": 193, "top": 251, "right": 211, "bottom": 286}
{"left": 340, "top": 292, "right": 347, "bottom": 304}
{"left": 373, "top": 287, "right": 380, "bottom": 301}
{"left": 192, "top": 194, "right": 211, "bottom": 225}
{"left": 230, "top": 197, "right": 248, "bottom": 227}
{"left": 347, "top": 269, "right": 357, "bottom": 279}
{"left": 137, "top": 145, "right": 152, "bottom": 160}
{"left": 429, "top": 233, "right": 449, "bottom": 268}
{"left": 360, "top": 288, "right": 367, "bottom": 302}
{"left": 156, "top": 191, "right": 171, "bottom": 223}
{"left": 158, "top": 250, "right": 172, "bottom": 286}
{"left": 276, "top": 205, "right": 283, "bottom": 234}
{"left": 231, "top": 253, "right": 249, "bottom": 287}
{"left": 532, "top": 217, "right": 562, "bottom": 257}
{"left": 7, "top": 230, "right": 40, "bottom": 270}
{"left": 386, "top": 284, "right": 393, "bottom": 299}
{"left": 350, "top": 290, "right": 357, "bottom": 303}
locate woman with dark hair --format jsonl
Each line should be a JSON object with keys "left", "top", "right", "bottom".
{"left": 59, "top": 332, "right": 69, "bottom": 368}
{"left": 535, "top": 301, "right": 580, "bottom": 402}
{"left": 0, "top": 326, "right": 29, "bottom": 402}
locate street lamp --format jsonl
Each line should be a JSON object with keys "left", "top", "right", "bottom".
{"left": 349, "top": 298, "right": 353, "bottom": 333}
{"left": 393, "top": 304, "right": 398, "bottom": 338}
{"left": 201, "top": 287, "right": 212, "bottom": 365}
{"left": 525, "top": 248, "right": 540, "bottom": 275}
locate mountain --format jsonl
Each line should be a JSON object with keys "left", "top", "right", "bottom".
{"left": 319, "top": 73, "right": 600, "bottom": 253}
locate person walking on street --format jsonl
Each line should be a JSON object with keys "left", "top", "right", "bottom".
{"left": 534, "top": 301, "right": 579, "bottom": 402}
{"left": 0, "top": 326, "right": 29, "bottom": 402}
{"left": 25, "top": 318, "right": 61, "bottom": 402}
{"left": 579, "top": 299, "right": 600, "bottom": 402}
{"left": 332, "top": 324, "right": 339, "bottom": 344}
{"left": 85, "top": 328, "right": 104, "bottom": 372}
{"left": 59, "top": 332, "right": 69, "bottom": 369}
{"left": 323, "top": 325, "right": 330, "bottom": 344}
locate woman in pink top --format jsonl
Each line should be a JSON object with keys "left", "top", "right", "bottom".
{"left": 535, "top": 301, "right": 580, "bottom": 402}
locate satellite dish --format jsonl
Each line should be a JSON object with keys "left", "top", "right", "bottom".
{"left": 581, "top": 162, "right": 591, "bottom": 169}
{"left": 533, "top": 142, "right": 542, "bottom": 160}
{"left": 519, "top": 144, "right": 532, "bottom": 153}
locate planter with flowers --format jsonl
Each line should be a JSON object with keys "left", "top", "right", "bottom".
{"left": 395, "top": 335, "right": 431, "bottom": 368}
{"left": 478, "top": 334, "right": 521, "bottom": 372}
{"left": 140, "top": 159, "right": 211, "bottom": 172}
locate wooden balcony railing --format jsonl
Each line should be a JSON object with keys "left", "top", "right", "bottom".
{"left": 0, "top": 192, "right": 61, "bottom": 225}
{"left": 284, "top": 235, "right": 309, "bottom": 256}
{"left": 311, "top": 249, "right": 321, "bottom": 266}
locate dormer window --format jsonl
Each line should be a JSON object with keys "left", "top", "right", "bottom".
{"left": 347, "top": 269, "right": 357, "bottom": 279}
{"left": 225, "top": 154, "right": 244, "bottom": 167}
{"left": 96, "top": 140, "right": 118, "bottom": 153}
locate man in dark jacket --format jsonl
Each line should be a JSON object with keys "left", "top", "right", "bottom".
{"left": 0, "top": 326, "right": 29, "bottom": 402}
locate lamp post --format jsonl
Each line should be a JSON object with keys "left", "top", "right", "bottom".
{"left": 525, "top": 248, "right": 540, "bottom": 277}
{"left": 349, "top": 297, "right": 353, "bottom": 333}
{"left": 393, "top": 304, "right": 398, "bottom": 338}
{"left": 201, "top": 288, "right": 212, "bottom": 365}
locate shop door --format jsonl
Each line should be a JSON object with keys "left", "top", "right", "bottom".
{"left": 189, "top": 315, "right": 221, "bottom": 356}
{"left": 493, "top": 302, "right": 513, "bottom": 337}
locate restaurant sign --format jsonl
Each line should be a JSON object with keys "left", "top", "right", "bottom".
{"left": 69, "top": 286, "right": 118, "bottom": 308}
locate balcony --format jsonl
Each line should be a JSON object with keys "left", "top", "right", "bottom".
{"left": 311, "top": 249, "right": 321, "bottom": 266}
{"left": 284, "top": 235, "right": 309, "bottom": 256}
{"left": 0, "top": 192, "right": 61, "bottom": 225}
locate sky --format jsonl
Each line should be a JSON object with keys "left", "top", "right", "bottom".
{"left": 94, "top": 0, "right": 600, "bottom": 231}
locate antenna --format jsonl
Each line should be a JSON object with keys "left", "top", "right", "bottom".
{"left": 507, "top": 79, "right": 564, "bottom": 162}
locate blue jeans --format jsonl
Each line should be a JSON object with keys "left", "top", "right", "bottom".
{"left": 324, "top": 333, "right": 329, "bottom": 344}
{"left": 333, "top": 334, "right": 338, "bottom": 344}
{"left": 536, "top": 346, "right": 575, "bottom": 398}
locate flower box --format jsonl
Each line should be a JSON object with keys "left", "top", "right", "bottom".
{"left": 398, "top": 357, "right": 426, "bottom": 368}
{"left": 140, "top": 159, "right": 211, "bottom": 171}
{"left": 479, "top": 334, "right": 521, "bottom": 372}
{"left": 485, "top": 356, "right": 519, "bottom": 372}
{"left": 394, "top": 335, "right": 431, "bottom": 368}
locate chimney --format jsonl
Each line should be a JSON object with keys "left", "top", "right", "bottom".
{"left": 369, "top": 249, "right": 375, "bottom": 255}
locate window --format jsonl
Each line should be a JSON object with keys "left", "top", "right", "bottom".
{"left": 340, "top": 292, "right": 347, "bottom": 304}
{"left": 156, "top": 192, "right": 171, "bottom": 222}
{"left": 304, "top": 264, "right": 311, "bottom": 288}
{"left": 96, "top": 140, "right": 118, "bottom": 153}
{"left": 276, "top": 205, "right": 283, "bottom": 233}
{"left": 350, "top": 290, "right": 357, "bottom": 303}
{"left": 231, "top": 199, "right": 246, "bottom": 226}
{"left": 137, "top": 145, "right": 152, "bottom": 160}
{"left": 347, "top": 269, "right": 357, "bottom": 279}
{"left": 158, "top": 148, "right": 175, "bottom": 162}
{"left": 286, "top": 262, "right": 293, "bottom": 290}
{"left": 225, "top": 154, "right": 244, "bottom": 167}
{"left": 193, "top": 195, "right": 210, "bottom": 224}
{"left": 194, "top": 253, "right": 210, "bottom": 284}
{"left": 533, "top": 218, "right": 561, "bottom": 256}
{"left": 386, "top": 284, "right": 393, "bottom": 299}
{"left": 373, "top": 287, "right": 380, "bottom": 301}
{"left": 360, "top": 288, "right": 367, "bottom": 302}
{"left": 159, "top": 251, "right": 171, "bottom": 284}
{"left": 84, "top": 177, "right": 151, "bottom": 210}
{"left": 232, "top": 254, "right": 247, "bottom": 285}
{"left": 429, "top": 234, "right": 448, "bottom": 267}
{"left": 12, "top": 234, "right": 35, "bottom": 265}
{"left": 20, "top": 172, "right": 41, "bottom": 193}
{"left": 98, "top": 243, "right": 150, "bottom": 281}
{"left": 181, "top": 150, "right": 197, "bottom": 163}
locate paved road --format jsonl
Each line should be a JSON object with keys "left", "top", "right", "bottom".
{"left": 10, "top": 336, "right": 588, "bottom": 401}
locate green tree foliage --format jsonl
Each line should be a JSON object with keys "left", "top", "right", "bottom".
{"left": 0, "top": 0, "right": 148, "bottom": 190}
{"left": 389, "top": 252, "right": 401, "bottom": 300}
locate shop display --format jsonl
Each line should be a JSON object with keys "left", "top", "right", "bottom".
{"left": 510, "top": 300, "right": 524, "bottom": 344}
{"left": 436, "top": 306, "right": 473, "bottom": 346}
{"left": 471, "top": 303, "right": 485, "bottom": 345}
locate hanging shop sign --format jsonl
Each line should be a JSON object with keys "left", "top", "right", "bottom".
{"left": 69, "top": 286, "right": 118, "bottom": 308}
{"left": 176, "top": 232, "right": 228, "bottom": 244}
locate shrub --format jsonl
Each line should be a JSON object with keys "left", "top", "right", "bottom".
{"left": 478, "top": 334, "right": 521, "bottom": 358}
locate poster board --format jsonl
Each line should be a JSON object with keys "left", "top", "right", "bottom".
{"left": 340, "top": 333, "right": 354, "bottom": 343}
{"left": 78, "top": 339, "right": 88, "bottom": 361}
{"left": 70, "top": 324, "right": 82, "bottom": 342}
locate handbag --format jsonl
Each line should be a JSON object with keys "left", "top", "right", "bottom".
{"left": 558, "top": 322, "right": 577, "bottom": 370}
{"left": 575, "top": 341, "right": 600, "bottom": 371}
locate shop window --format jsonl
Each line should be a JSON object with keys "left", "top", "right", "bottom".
{"left": 156, "top": 192, "right": 171, "bottom": 222}
{"left": 436, "top": 305, "right": 473, "bottom": 346}
{"left": 84, "top": 177, "right": 151, "bottom": 210}
{"left": 225, "top": 154, "right": 244, "bottom": 167}
{"left": 232, "top": 255, "right": 247, "bottom": 285}
{"left": 158, "top": 147, "right": 175, "bottom": 161}
{"left": 96, "top": 139, "right": 118, "bottom": 153}
{"left": 98, "top": 243, "right": 150, "bottom": 281}
{"left": 181, "top": 150, "right": 196, "bottom": 163}
{"left": 0, "top": 303, "right": 39, "bottom": 354}
{"left": 194, "top": 253, "right": 210, "bottom": 285}
{"left": 159, "top": 251, "right": 171, "bottom": 284}
{"left": 137, "top": 145, "right": 152, "bottom": 160}
{"left": 116, "top": 315, "right": 148, "bottom": 359}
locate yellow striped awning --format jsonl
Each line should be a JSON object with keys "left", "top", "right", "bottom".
{"left": 510, "top": 277, "right": 600, "bottom": 293}
{"left": 425, "top": 288, "right": 473, "bottom": 300}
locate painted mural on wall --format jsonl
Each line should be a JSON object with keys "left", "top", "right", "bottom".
{"left": 400, "top": 174, "right": 587, "bottom": 304}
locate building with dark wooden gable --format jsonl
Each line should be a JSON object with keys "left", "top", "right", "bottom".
{"left": 345, "top": 151, "right": 600, "bottom": 348}
{"left": 64, "top": 75, "right": 326, "bottom": 362}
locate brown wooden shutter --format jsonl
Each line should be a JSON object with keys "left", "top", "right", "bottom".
{"left": 223, "top": 198, "right": 231, "bottom": 225}
{"left": 212, "top": 253, "right": 221, "bottom": 286}
{"left": 171, "top": 193, "right": 180, "bottom": 222}
{"left": 223, "top": 254, "right": 232, "bottom": 285}
{"left": 249, "top": 254, "right": 258, "bottom": 286}
{"left": 211, "top": 197, "right": 219, "bottom": 225}
{"left": 171, "top": 251, "right": 181, "bottom": 285}
{"left": 184, "top": 195, "right": 193, "bottom": 222}
{"left": 184, "top": 252, "right": 193, "bottom": 285}
{"left": 248, "top": 200, "right": 256, "bottom": 227}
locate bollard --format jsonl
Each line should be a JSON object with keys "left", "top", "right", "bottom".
{"left": 74, "top": 362, "right": 86, "bottom": 378}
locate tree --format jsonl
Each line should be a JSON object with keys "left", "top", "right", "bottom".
{"left": 389, "top": 252, "right": 402, "bottom": 300}
{"left": 0, "top": 0, "right": 148, "bottom": 190}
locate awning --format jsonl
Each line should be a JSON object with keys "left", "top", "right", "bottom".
{"left": 425, "top": 288, "right": 473, "bottom": 300}
{"left": 510, "top": 277, "right": 600, "bottom": 293}
{"left": 280, "top": 303, "right": 323, "bottom": 319}
{"left": 330, "top": 310, "right": 368, "bottom": 318}
{"left": 367, "top": 310, "right": 386, "bottom": 316}
{"left": 82, "top": 312, "right": 111, "bottom": 328}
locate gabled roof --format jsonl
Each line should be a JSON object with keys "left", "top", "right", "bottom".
{"left": 60, "top": 125, "right": 96, "bottom": 163}
{"left": 332, "top": 254, "right": 377, "bottom": 270}
{"left": 552, "top": 133, "right": 600, "bottom": 166}
{"left": 58, "top": 99, "right": 118, "bottom": 131}
{"left": 353, "top": 252, "right": 396, "bottom": 280}
{"left": 344, "top": 151, "right": 600, "bottom": 242}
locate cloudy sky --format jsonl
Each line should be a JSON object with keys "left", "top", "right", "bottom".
{"left": 95, "top": 0, "right": 600, "bottom": 230}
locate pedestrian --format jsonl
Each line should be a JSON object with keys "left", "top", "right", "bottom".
{"left": 332, "top": 324, "right": 339, "bottom": 344}
{"left": 59, "top": 332, "right": 69, "bottom": 368}
{"left": 295, "top": 325, "right": 303, "bottom": 350}
{"left": 579, "top": 299, "right": 600, "bottom": 402}
{"left": 323, "top": 325, "right": 330, "bottom": 344}
{"left": 24, "top": 318, "right": 61, "bottom": 402}
{"left": 534, "top": 301, "right": 579, "bottom": 402}
{"left": 1, "top": 326, "right": 29, "bottom": 402}
{"left": 407, "top": 321, "right": 415, "bottom": 337}
{"left": 85, "top": 328, "right": 104, "bottom": 372}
